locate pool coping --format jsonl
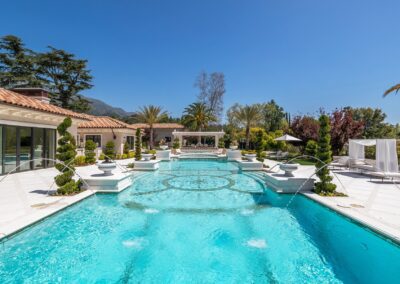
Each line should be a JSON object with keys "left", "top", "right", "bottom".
{"left": 0, "top": 190, "right": 95, "bottom": 242}
{"left": 300, "top": 191, "right": 400, "bottom": 246}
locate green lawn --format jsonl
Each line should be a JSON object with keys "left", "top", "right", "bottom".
{"left": 290, "top": 158, "right": 316, "bottom": 166}
{"left": 267, "top": 156, "right": 317, "bottom": 166}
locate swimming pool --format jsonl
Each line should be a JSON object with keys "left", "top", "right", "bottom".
{"left": 1, "top": 160, "right": 399, "bottom": 283}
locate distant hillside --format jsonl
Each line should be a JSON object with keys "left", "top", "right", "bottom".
{"left": 85, "top": 96, "right": 133, "bottom": 118}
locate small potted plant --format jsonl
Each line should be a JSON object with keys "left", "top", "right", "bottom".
{"left": 159, "top": 138, "right": 168, "bottom": 150}
{"left": 230, "top": 140, "right": 238, "bottom": 150}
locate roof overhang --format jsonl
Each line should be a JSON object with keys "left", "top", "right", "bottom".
{"left": 172, "top": 130, "right": 225, "bottom": 137}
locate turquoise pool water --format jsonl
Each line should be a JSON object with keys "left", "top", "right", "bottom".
{"left": 1, "top": 160, "right": 400, "bottom": 283}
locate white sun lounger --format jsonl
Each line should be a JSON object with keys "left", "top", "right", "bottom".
{"left": 368, "top": 171, "right": 400, "bottom": 182}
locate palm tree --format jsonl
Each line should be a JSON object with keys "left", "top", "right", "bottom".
{"left": 383, "top": 83, "right": 400, "bottom": 97}
{"left": 135, "top": 105, "right": 167, "bottom": 149}
{"left": 182, "top": 102, "right": 217, "bottom": 131}
{"left": 182, "top": 102, "right": 216, "bottom": 144}
{"left": 229, "top": 104, "right": 263, "bottom": 149}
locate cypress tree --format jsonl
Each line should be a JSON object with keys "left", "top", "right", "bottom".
{"left": 315, "top": 115, "right": 337, "bottom": 195}
{"left": 135, "top": 128, "right": 142, "bottom": 161}
{"left": 54, "top": 117, "right": 80, "bottom": 195}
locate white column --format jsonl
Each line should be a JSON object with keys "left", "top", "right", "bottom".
{"left": 215, "top": 135, "right": 219, "bottom": 148}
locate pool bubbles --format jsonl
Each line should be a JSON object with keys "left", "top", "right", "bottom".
{"left": 240, "top": 209, "right": 254, "bottom": 216}
{"left": 123, "top": 237, "right": 148, "bottom": 249}
{"left": 144, "top": 208, "right": 159, "bottom": 214}
{"left": 246, "top": 239, "right": 267, "bottom": 249}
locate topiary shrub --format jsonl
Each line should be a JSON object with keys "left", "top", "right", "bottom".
{"left": 123, "top": 142, "right": 130, "bottom": 155}
{"left": 254, "top": 129, "right": 266, "bottom": 161}
{"left": 172, "top": 137, "right": 180, "bottom": 149}
{"left": 85, "top": 140, "right": 96, "bottom": 164}
{"left": 305, "top": 140, "right": 318, "bottom": 157}
{"left": 104, "top": 141, "right": 115, "bottom": 161}
{"left": 218, "top": 137, "right": 225, "bottom": 149}
{"left": 74, "top": 155, "right": 86, "bottom": 166}
{"left": 135, "top": 129, "right": 142, "bottom": 161}
{"left": 54, "top": 117, "right": 80, "bottom": 195}
{"left": 99, "top": 153, "right": 105, "bottom": 160}
{"left": 314, "top": 115, "right": 338, "bottom": 195}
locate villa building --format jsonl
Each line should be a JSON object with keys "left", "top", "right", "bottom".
{"left": 131, "top": 123, "right": 184, "bottom": 146}
{"left": 0, "top": 88, "right": 89, "bottom": 174}
{"left": 78, "top": 116, "right": 138, "bottom": 156}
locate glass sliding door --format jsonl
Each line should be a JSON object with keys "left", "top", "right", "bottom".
{"left": 45, "top": 129, "right": 56, "bottom": 167}
{"left": 33, "top": 128, "right": 45, "bottom": 169}
{"left": 0, "top": 126, "right": 2, "bottom": 174}
{"left": 19, "top": 127, "right": 32, "bottom": 171}
{"left": 4, "top": 126, "right": 17, "bottom": 173}
{"left": 1, "top": 125, "right": 57, "bottom": 174}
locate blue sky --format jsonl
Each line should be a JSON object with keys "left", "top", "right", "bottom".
{"left": 1, "top": 0, "right": 400, "bottom": 122}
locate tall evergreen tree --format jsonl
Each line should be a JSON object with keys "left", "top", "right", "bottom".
{"left": 0, "top": 35, "right": 93, "bottom": 113}
{"left": 37, "top": 47, "right": 93, "bottom": 112}
{"left": 263, "top": 100, "right": 285, "bottom": 131}
{"left": 0, "top": 35, "right": 44, "bottom": 88}
{"left": 135, "top": 128, "right": 142, "bottom": 161}
{"left": 55, "top": 117, "right": 80, "bottom": 195}
{"left": 315, "top": 114, "right": 337, "bottom": 195}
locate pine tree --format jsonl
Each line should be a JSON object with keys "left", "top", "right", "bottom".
{"left": 0, "top": 35, "right": 44, "bottom": 88}
{"left": 54, "top": 117, "right": 80, "bottom": 195}
{"left": 135, "top": 128, "right": 142, "bottom": 161}
{"left": 315, "top": 115, "right": 337, "bottom": 195}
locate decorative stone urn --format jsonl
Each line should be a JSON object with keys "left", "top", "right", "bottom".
{"left": 244, "top": 154, "right": 257, "bottom": 162}
{"left": 279, "top": 163, "right": 299, "bottom": 177}
{"left": 230, "top": 145, "right": 238, "bottom": 150}
{"left": 97, "top": 161, "right": 117, "bottom": 176}
{"left": 160, "top": 145, "right": 168, "bottom": 150}
{"left": 142, "top": 154, "right": 153, "bottom": 161}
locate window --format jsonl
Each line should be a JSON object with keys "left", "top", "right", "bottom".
{"left": 126, "top": 136, "right": 135, "bottom": 150}
{"left": 165, "top": 136, "right": 171, "bottom": 142}
{"left": 85, "top": 135, "right": 102, "bottom": 147}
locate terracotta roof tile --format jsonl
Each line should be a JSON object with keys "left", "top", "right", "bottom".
{"left": 79, "top": 116, "right": 137, "bottom": 130}
{"left": 131, "top": 123, "right": 184, "bottom": 129}
{"left": 0, "top": 88, "right": 89, "bottom": 120}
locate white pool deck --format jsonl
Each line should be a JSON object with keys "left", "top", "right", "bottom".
{"left": 0, "top": 158, "right": 400, "bottom": 244}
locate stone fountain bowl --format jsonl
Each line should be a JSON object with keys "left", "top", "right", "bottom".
{"left": 97, "top": 161, "right": 117, "bottom": 176}
{"left": 142, "top": 154, "right": 153, "bottom": 161}
{"left": 229, "top": 145, "right": 238, "bottom": 150}
{"left": 160, "top": 145, "right": 168, "bottom": 150}
{"left": 244, "top": 154, "right": 257, "bottom": 162}
{"left": 279, "top": 163, "right": 299, "bottom": 177}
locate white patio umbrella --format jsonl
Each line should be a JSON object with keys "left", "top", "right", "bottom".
{"left": 274, "top": 134, "right": 302, "bottom": 142}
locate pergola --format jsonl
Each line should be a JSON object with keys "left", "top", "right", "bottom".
{"left": 172, "top": 130, "right": 225, "bottom": 148}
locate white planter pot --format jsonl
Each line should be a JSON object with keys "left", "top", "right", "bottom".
{"left": 142, "top": 154, "right": 153, "bottom": 161}
{"left": 97, "top": 162, "right": 117, "bottom": 176}
{"left": 279, "top": 163, "right": 299, "bottom": 177}
{"left": 160, "top": 145, "right": 168, "bottom": 150}
{"left": 244, "top": 154, "right": 257, "bottom": 162}
{"left": 230, "top": 145, "right": 238, "bottom": 150}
